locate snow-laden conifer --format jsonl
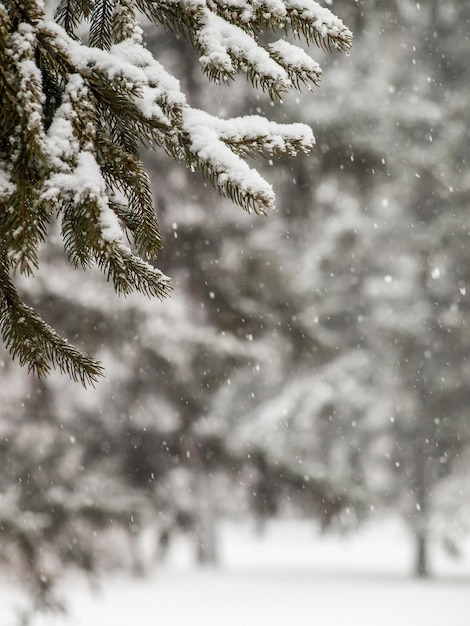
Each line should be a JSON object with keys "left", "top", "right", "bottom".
{"left": 0, "top": 0, "right": 351, "bottom": 382}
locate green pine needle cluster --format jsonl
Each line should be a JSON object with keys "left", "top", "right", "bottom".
{"left": 0, "top": 0, "right": 351, "bottom": 383}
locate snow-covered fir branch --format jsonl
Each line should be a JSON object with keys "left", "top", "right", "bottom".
{"left": 0, "top": 0, "right": 351, "bottom": 381}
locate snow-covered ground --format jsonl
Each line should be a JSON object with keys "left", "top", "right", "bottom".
{"left": 2, "top": 519, "right": 470, "bottom": 626}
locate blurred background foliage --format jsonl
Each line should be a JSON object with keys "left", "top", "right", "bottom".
{"left": 1, "top": 0, "right": 470, "bottom": 616}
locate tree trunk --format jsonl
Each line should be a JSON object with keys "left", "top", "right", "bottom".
{"left": 195, "top": 472, "right": 218, "bottom": 565}
{"left": 196, "top": 518, "right": 218, "bottom": 564}
{"left": 415, "top": 533, "right": 430, "bottom": 579}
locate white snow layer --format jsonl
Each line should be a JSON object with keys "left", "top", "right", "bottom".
{"left": 5, "top": 1, "right": 335, "bottom": 220}
{"left": 268, "top": 39, "right": 322, "bottom": 77}
{"left": 40, "top": 21, "right": 186, "bottom": 124}
{"left": 3, "top": 519, "right": 469, "bottom": 626}
{"left": 183, "top": 108, "right": 314, "bottom": 209}
{"left": 197, "top": 11, "right": 290, "bottom": 89}
{"left": 0, "top": 165, "right": 16, "bottom": 198}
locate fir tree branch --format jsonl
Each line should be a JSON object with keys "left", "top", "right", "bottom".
{"left": 0, "top": 254, "right": 103, "bottom": 385}
{"left": 112, "top": 0, "right": 138, "bottom": 43}
{"left": 135, "top": 0, "right": 206, "bottom": 41}
{"left": 267, "top": 39, "right": 322, "bottom": 90}
{"left": 89, "top": 0, "right": 116, "bottom": 49}
{"left": 196, "top": 10, "right": 292, "bottom": 98}
{"left": 0, "top": 0, "right": 352, "bottom": 381}
{"left": 96, "top": 130, "right": 163, "bottom": 258}
{"left": 54, "top": 0, "right": 94, "bottom": 38}
{"left": 48, "top": 152, "right": 170, "bottom": 298}
{"left": 3, "top": 21, "right": 51, "bottom": 275}
{"left": 283, "top": 0, "right": 352, "bottom": 51}
{"left": 179, "top": 108, "right": 315, "bottom": 213}
{"left": 96, "top": 244, "right": 171, "bottom": 299}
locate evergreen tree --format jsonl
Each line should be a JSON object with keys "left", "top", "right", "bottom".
{"left": 0, "top": 373, "right": 150, "bottom": 620}
{"left": 292, "top": 0, "right": 470, "bottom": 575}
{"left": 203, "top": 0, "right": 470, "bottom": 571}
{"left": 0, "top": 0, "right": 352, "bottom": 383}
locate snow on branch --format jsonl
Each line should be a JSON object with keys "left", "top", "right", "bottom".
{"left": 189, "top": 0, "right": 352, "bottom": 50}
{"left": 183, "top": 109, "right": 276, "bottom": 214}
{"left": 268, "top": 39, "right": 322, "bottom": 89}
{"left": 182, "top": 109, "right": 315, "bottom": 213}
{"left": 282, "top": 0, "right": 352, "bottom": 49}
{"left": 3, "top": 20, "right": 49, "bottom": 275}
{"left": 39, "top": 21, "right": 186, "bottom": 125}
{"left": 0, "top": 0, "right": 351, "bottom": 381}
{"left": 168, "top": 0, "right": 351, "bottom": 96}
{"left": 0, "top": 164, "right": 16, "bottom": 201}
{"left": 197, "top": 11, "right": 292, "bottom": 95}
{"left": 137, "top": 0, "right": 351, "bottom": 93}
{"left": 206, "top": 0, "right": 350, "bottom": 77}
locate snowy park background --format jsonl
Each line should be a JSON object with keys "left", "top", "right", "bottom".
{"left": 1, "top": 519, "right": 469, "bottom": 625}
{"left": 2, "top": 0, "right": 470, "bottom": 624}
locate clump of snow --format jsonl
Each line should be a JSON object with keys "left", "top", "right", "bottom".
{"left": 203, "top": 111, "right": 315, "bottom": 152}
{"left": 284, "top": 0, "right": 352, "bottom": 42}
{"left": 183, "top": 108, "right": 314, "bottom": 211}
{"left": 40, "top": 21, "right": 186, "bottom": 125}
{"left": 0, "top": 165, "right": 16, "bottom": 199}
{"left": 45, "top": 74, "right": 85, "bottom": 170}
{"left": 8, "top": 22, "right": 37, "bottom": 61}
{"left": 44, "top": 151, "right": 123, "bottom": 244}
{"left": 7, "top": 22, "right": 47, "bottom": 151}
{"left": 268, "top": 39, "right": 322, "bottom": 79}
{"left": 198, "top": 11, "right": 291, "bottom": 91}
{"left": 183, "top": 108, "right": 276, "bottom": 211}
{"left": 111, "top": 37, "right": 186, "bottom": 113}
